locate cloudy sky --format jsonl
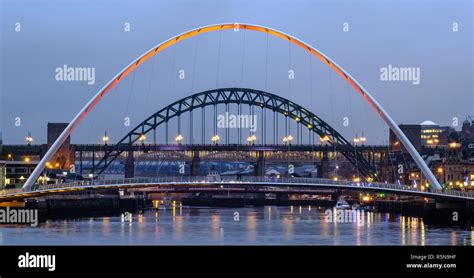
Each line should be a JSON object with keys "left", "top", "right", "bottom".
{"left": 1, "top": 0, "right": 472, "bottom": 145}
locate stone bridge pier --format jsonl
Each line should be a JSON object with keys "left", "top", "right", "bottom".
{"left": 124, "top": 150, "right": 135, "bottom": 178}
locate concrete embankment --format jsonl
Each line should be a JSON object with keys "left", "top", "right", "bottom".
{"left": 24, "top": 192, "right": 147, "bottom": 221}
{"left": 375, "top": 199, "right": 474, "bottom": 227}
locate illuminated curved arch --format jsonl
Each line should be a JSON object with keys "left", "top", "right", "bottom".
{"left": 92, "top": 88, "right": 377, "bottom": 178}
{"left": 23, "top": 23, "right": 441, "bottom": 190}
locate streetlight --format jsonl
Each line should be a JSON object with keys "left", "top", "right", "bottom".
{"left": 211, "top": 134, "right": 220, "bottom": 145}
{"left": 353, "top": 135, "right": 367, "bottom": 145}
{"left": 175, "top": 134, "right": 184, "bottom": 144}
{"left": 320, "top": 135, "right": 330, "bottom": 145}
{"left": 352, "top": 135, "right": 363, "bottom": 182}
{"left": 102, "top": 131, "right": 109, "bottom": 145}
{"left": 449, "top": 142, "right": 460, "bottom": 149}
{"left": 283, "top": 135, "right": 293, "bottom": 145}
{"left": 247, "top": 134, "right": 257, "bottom": 144}
{"left": 26, "top": 132, "right": 33, "bottom": 145}
{"left": 138, "top": 134, "right": 146, "bottom": 144}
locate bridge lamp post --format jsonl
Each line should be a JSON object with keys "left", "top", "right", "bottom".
{"left": 320, "top": 135, "right": 330, "bottom": 146}
{"left": 283, "top": 135, "right": 293, "bottom": 145}
{"left": 211, "top": 134, "right": 220, "bottom": 145}
{"left": 26, "top": 132, "right": 33, "bottom": 146}
{"left": 138, "top": 134, "right": 146, "bottom": 144}
{"left": 175, "top": 134, "right": 184, "bottom": 145}
{"left": 102, "top": 131, "right": 109, "bottom": 145}
{"left": 247, "top": 134, "right": 257, "bottom": 145}
{"left": 38, "top": 174, "right": 47, "bottom": 185}
{"left": 352, "top": 136, "right": 362, "bottom": 181}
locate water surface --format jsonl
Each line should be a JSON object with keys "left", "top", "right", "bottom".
{"left": 0, "top": 206, "right": 472, "bottom": 245}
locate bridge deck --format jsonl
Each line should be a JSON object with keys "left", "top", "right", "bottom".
{"left": 0, "top": 177, "right": 473, "bottom": 202}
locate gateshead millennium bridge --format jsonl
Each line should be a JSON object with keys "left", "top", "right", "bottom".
{"left": 22, "top": 23, "right": 441, "bottom": 191}
{"left": 2, "top": 23, "right": 458, "bottom": 207}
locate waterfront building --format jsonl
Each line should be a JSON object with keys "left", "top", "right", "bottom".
{"left": 0, "top": 160, "right": 39, "bottom": 189}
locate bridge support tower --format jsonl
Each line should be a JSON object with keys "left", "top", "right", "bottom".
{"left": 191, "top": 151, "right": 201, "bottom": 176}
{"left": 255, "top": 151, "right": 265, "bottom": 176}
{"left": 316, "top": 151, "right": 330, "bottom": 178}
{"left": 125, "top": 150, "right": 135, "bottom": 178}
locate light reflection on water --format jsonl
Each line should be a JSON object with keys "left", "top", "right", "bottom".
{"left": 0, "top": 206, "right": 472, "bottom": 245}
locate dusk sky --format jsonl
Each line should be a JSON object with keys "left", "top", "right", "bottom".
{"left": 1, "top": 0, "right": 472, "bottom": 145}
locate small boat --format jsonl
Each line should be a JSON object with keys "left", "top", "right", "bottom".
{"left": 335, "top": 198, "right": 350, "bottom": 209}
{"left": 157, "top": 198, "right": 172, "bottom": 210}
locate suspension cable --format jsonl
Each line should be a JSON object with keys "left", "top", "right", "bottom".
{"left": 216, "top": 29, "right": 223, "bottom": 89}
{"left": 240, "top": 29, "right": 247, "bottom": 87}
{"left": 190, "top": 35, "right": 200, "bottom": 145}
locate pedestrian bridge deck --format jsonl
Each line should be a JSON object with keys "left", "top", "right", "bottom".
{"left": 1, "top": 176, "right": 473, "bottom": 202}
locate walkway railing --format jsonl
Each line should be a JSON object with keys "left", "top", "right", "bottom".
{"left": 38, "top": 176, "right": 474, "bottom": 199}
{"left": 1, "top": 176, "right": 474, "bottom": 200}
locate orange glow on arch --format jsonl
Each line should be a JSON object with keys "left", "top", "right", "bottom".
{"left": 94, "top": 23, "right": 375, "bottom": 120}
